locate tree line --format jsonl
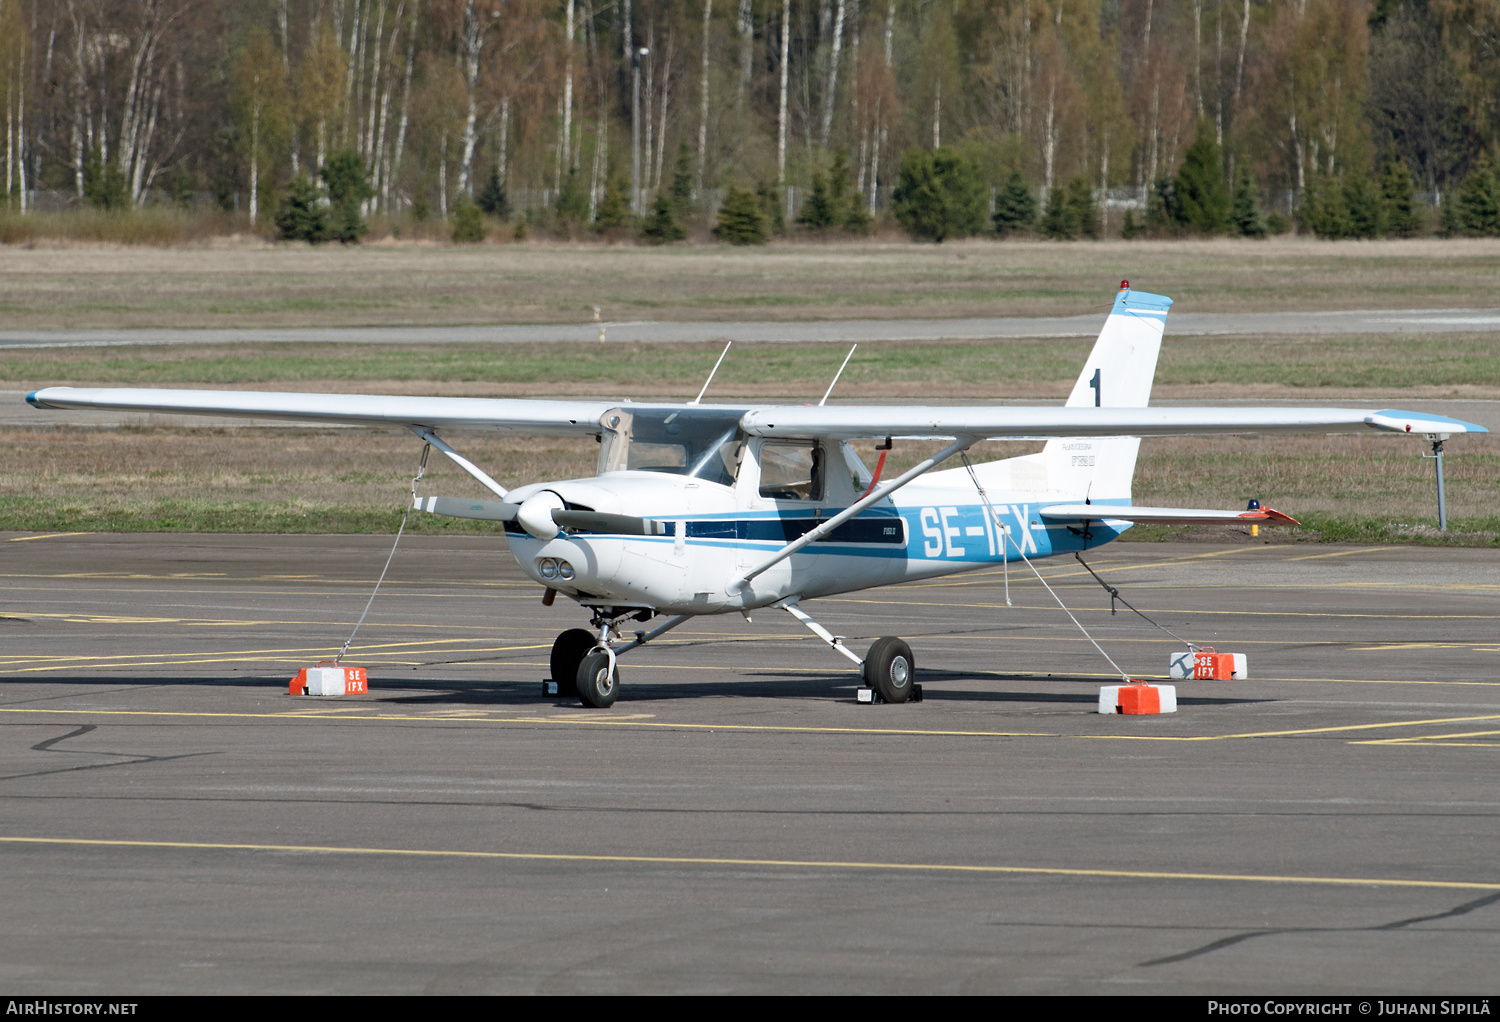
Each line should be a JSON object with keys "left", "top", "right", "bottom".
{"left": 5, "top": 0, "right": 1500, "bottom": 241}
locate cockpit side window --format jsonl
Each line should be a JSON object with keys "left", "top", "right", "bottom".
{"left": 758, "top": 441, "right": 824, "bottom": 502}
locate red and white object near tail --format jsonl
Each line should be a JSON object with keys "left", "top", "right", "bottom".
{"left": 290, "top": 665, "right": 368, "bottom": 696}
{"left": 1168, "top": 648, "right": 1247, "bottom": 680}
{"left": 1098, "top": 683, "right": 1177, "bottom": 714}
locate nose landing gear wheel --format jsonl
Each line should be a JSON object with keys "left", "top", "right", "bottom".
{"left": 576, "top": 650, "right": 620, "bottom": 708}
{"left": 549, "top": 628, "right": 595, "bottom": 698}
{"left": 864, "top": 637, "right": 915, "bottom": 703}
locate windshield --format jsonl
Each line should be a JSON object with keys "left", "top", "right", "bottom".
{"left": 597, "top": 407, "right": 747, "bottom": 486}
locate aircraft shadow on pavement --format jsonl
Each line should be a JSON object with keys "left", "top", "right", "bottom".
{"left": 2, "top": 672, "right": 1271, "bottom": 709}
{"left": 377, "top": 671, "right": 1274, "bottom": 708}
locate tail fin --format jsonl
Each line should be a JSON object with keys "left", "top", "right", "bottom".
{"left": 1044, "top": 286, "right": 1171, "bottom": 500}
{"left": 1062, "top": 286, "right": 1172, "bottom": 410}
{"left": 931, "top": 286, "right": 1171, "bottom": 499}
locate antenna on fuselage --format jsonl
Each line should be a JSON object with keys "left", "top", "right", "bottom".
{"left": 691, "top": 341, "right": 733, "bottom": 405}
{"left": 818, "top": 344, "right": 858, "bottom": 406}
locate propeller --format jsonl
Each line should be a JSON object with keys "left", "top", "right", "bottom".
{"left": 412, "top": 496, "right": 519, "bottom": 521}
{"left": 415, "top": 495, "right": 667, "bottom": 538}
{"left": 551, "top": 510, "right": 670, "bottom": 536}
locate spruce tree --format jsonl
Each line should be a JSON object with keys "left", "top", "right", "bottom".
{"left": 450, "top": 197, "right": 487, "bottom": 243}
{"left": 1172, "top": 122, "right": 1230, "bottom": 234}
{"left": 320, "top": 149, "right": 372, "bottom": 243}
{"left": 275, "top": 175, "right": 329, "bottom": 242}
{"left": 1063, "top": 175, "right": 1100, "bottom": 238}
{"left": 83, "top": 148, "right": 128, "bottom": 210}
{"left": 640, "top": 192, "right": 688, "bottom": 243}
{"left": 1380, "top": 153, "right": 1422, "bottom": 237}
{"left": 714, "top": 185, "right": 769, "bottom": 244}
{"left": 756, "top": 180, "right": 786, "bottom": 234}
{"left": 992, "top": 168, "right": 1037, "bottom": 235}
{"left": 796, "top": 171, "right": 838, "bottom": 229}
{"left": 834, "top": 148, "right": 872, "bottom": 233}
{"left": 477, "top": 166, "right": 509, "bottom": 219}
{"left": 556, "top": 167, "right": 590, "bottom": 224}
{"left": 1456, "top": 156, "right": 1500, "bottom": 236}
{"left": 828, "top": 150, "right": 855, "bottom": 223}
{"left": 1439, "top": 196, "right": 1463, "bottom": 238}
{"left": 1343, "top": 172, "right": 1384, "bottom": 239}
{"left": 1146, "top": 177, "right": 1178, "bottom": 234}
{"left": 1040, "top": 185, "right": 1074, "bottom": 239}
{"left": 891, "top": 146, "right": 987, "bottom": 242}
{"left": 669, "top": 142, "right": 696, "bottom": 222}
{"left": 594, "top": 173, "right": 631, "bottom": 228}
{"left": 1302, "top": 176, "right": 1352, "bottom": 239}
{"left": 1231, "top": 163, "right": 1266, "bottom": 238}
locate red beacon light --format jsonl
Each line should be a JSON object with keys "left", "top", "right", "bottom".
{"left": 1119, "top": 280, "right": 1130, "bottom": 292}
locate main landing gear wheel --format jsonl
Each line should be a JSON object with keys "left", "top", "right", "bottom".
{"left": 864, "top": 637, "right": 916, "bottom": 704}
{"left": 549, "top": 628, "right": 595, "bottom": 698}
{"left": 576, "top": 650, "right": 620, "bottom": 708}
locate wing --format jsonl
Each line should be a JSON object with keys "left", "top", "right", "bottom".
{"left": 27, "top": 388, "right": 1488, "bottom": 440}
{"left": 26, "top": 387, "right": 615, "bottom": 434}
{"left": 738, "top": 406, "right": 1488, "bottom": 440}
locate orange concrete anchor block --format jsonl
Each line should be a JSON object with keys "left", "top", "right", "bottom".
{"left": 1098, "top": 682, "right": 1178, "bottom": 715}
{"left": 289, "top": 664, "right": 368, "bottom": 696}
{"left": 1167, "top": 648, "right": 1247, "bottom": 680}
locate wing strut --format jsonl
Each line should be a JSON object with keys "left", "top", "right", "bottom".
{"left": 410, "top": 427, "right": 509, "bottom": 499}
{"left": 731, "top": 435, "right": 977, "bottom": 592}
{"left": 778, "top": 597, "right": 865, "bottom": 667}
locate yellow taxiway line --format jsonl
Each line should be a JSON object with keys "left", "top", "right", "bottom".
{"left": 0, "top": 835, "right": 1495, "bottom": 893}
{"left": 2, "top": 706, "right": 1498, "bottom": 744}
{"left": 6, "top": 532, "right": 94, "bottom": 543}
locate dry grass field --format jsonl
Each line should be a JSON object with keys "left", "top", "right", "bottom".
{"left": 4, "top": 333, "right": 1497, "bottom": 400}
{"left": 2, "top": 239, "right": 1495, "bottom": 543}
{"left": 5, "top": 237, "right": 1500, "bottom": 330}
{"left": 3, "top": 426, "right": 1493, "bottom": 544}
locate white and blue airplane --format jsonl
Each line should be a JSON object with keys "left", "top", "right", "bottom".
{"left": 27, "top": 286, "right": 1486, "bottom": 707}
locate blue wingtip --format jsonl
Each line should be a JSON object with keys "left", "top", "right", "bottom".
{"left": 1375, "top": 409, "right": 1488, "bottom": 433}
{"left": 25, "top": 390, "right": 42, "bottom": 408}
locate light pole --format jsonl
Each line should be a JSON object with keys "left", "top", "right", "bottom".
{"left": 632, "top": 46, "right": 649, "bottom": 215}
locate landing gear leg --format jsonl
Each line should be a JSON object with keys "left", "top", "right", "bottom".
{"left": 563, "top": 609, "right": 688, "bottom": 708}
{"left": 778, "top": 598, "right": 919, "bottom": 703}
{"left": 576, "top": 620, "right": 620, "bottom": 708}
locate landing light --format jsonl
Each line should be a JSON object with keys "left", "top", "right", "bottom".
{"left": 537, "top": 558, "right": 575, "bottom": 582}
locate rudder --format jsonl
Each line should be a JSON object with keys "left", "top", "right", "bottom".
{"left": 1044, "top": 285, "right": 1172, "bottom": 500}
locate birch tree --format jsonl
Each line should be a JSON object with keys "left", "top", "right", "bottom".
{"left": 696, "top": 0, "right": 711, "bottom": 190}
{"left": 1, "top": 0, "right": 28, "bottom": 210}
{"left": 111, "top": 0, "right": 193, "bottom": 204}
{"left": 233, "top": 29, "right": 288, "bottom": 226}
{"left": 297, "top": 25, "right": 348, "bottom": 173}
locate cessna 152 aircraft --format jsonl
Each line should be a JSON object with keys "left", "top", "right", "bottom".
{"left": 27, "top": 286, "right": 1486, "bottom": 708}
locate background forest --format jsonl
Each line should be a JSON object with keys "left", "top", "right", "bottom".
{"left": 1, "top": 0, "right": 1497, "bottom": 241}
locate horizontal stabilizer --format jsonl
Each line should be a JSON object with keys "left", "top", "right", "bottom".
{"left": 414, "top": 496, "right": 519, "bottom": 521}
{"left": 1040, "top": 504, "right": 1300, "bottom": 525}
